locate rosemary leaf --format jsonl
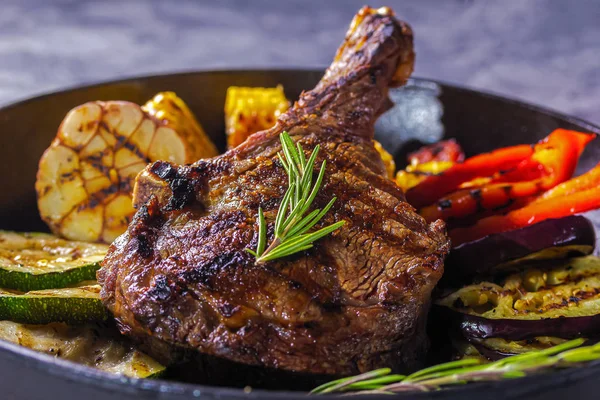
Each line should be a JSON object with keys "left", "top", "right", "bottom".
{"left": 403, "top": 358, "right": 482, "bottom": 382}
{"left": 311, "top": 338, "right": 600, "bottom": 395}
{"left": 292, "top": 197, "right": 338, "bottom": 237}
{"left": 256, "top": 208, "right": 266, "bottom": 256}
{"left": 286, "top": 209, "right": 321, "bottom": 238}
{"left": 249, "top": 131, "right": 344, "bottom": 263}
{"left": 343, "top": 375, "right": 407, "bottom": 391}
{"left": 310, "top": 368, "right": 391, "bottom": 394}
{"left": 297, "top": 141, "right": 307, "bottom": 170}
{"left": 275, "top": 185, "right": 294, "bottom": 235}
{"left": 261, "top": 221, "right": 345, "bottom": 262}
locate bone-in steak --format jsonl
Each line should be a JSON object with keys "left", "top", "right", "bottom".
{"left": 98, "top": 6, "right": 450, "bottom": 376}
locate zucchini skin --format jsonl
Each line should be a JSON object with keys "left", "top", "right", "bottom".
{"left": 0, "top": 262, "right": 100, "bottom": 292}
{"left": 0, "top": 285, "right": 107, "bottom": 324}
{"left": 0, "top": 231, "right": 107, "bottom": 291}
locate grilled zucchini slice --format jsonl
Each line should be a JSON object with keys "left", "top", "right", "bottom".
{"left": 0, "top": 283, "right": 106, "bottom": 324}
{"left": 0, "top": 321, "right": 165, "bottom": 378}
{"left": 224, "top": 85, "right": 290, "bottom": 148}
{"left": 0, "top": 231, "right": 107, "bottom": 291}
{"left": 437, "top": 255, "right": 600, "bottom": 320}
{"left": 36, "top": 93, "right": 217, "bottom": 243}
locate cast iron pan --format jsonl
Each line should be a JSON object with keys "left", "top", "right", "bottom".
{"left": 0, "top": 69, "right": 599, "bottom": 399}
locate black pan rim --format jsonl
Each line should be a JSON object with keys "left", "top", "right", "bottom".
{"left": 1, "top": 67, "right": 599, "bottom": 133}
{"left": 1, "top": 68, "right": 600, "bottom": 399}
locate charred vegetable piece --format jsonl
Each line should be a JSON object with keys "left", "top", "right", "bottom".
{"left": 224, "top": 85, "right": 290, "bottom": 148}
{"left": 406, "top": 143, "right": 534, "bottom": 208}
{"left": 533, "top": 162, "right": 600, "bottom": 202}
{"left": 0, "top": 321, "right": 165, "bottom": 378}
{"left": 373, "top": 140, "right": 396, "bottom": 179}
{"left": 451, "top": 338, "right": 489, "bottom": 362}
{"left": 453, "top": 336, "right": 570, "bottom": 361}
{"left": 0, "top": 231, "right": 108, "bottom": 291}
{"left": 419, "top": 130, "right": 595, "bottom": 222}
{"left": 450, "top": 185, "right": 600, "bottom": 245}
{"left": 446, "top": 216, "right": 595, "bottom": 279}
{"left": 36, "top": 94, "right": 216, "bottom": 243}
{"left": 407, "top": 138, "right": 464, "bottom": 164}
{"left": 142, "top": 91, "right": 219, "bottom": 159}
{"left": 437, "top": 256, "right": 600, "bottom": 340}
{"left": 0, "top": 283, "right": 106, "bottom": 324}
{"left": 472, "top": 336, "right": 569, "bottom": 359}
{"left": 395, "top": 160, "right": 454, "bottom": 192}
{"left": 454, "top": 312, "right": 600, "bottom": 341}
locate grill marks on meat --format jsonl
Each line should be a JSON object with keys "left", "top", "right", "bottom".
{"left": 98, "top": 6, "right": 449, "bottom": 376}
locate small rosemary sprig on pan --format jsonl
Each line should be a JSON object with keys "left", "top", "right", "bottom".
{"left": 247, "top": 131, "right": 345, "bottom": 263}
{"left": 310, "top": 338, "right": 600, "bottom": 395}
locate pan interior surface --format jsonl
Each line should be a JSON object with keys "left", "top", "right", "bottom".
{"left": 0, "top": 69, "right": 599, "bottom": 400}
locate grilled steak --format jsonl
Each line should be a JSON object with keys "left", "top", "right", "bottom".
{"left": 98, "top": 6, "right": 449, "bottom": 376}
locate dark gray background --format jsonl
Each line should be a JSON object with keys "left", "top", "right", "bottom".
{"left": 1, "top": 0, "right": 599, "bottom": 124}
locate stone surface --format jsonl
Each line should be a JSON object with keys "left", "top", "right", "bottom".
{"left": 0, "top": 0, "right": 598, "bottom": 124}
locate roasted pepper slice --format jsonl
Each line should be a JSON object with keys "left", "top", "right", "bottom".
{"left": 408, "top": 138, "right": 465, "bottom": 164}
{"left": 416, "top": 130, "right": 595, "bottom": 221}
{"left": 534, "top": 162, "right": 600, "bottom": 202}
{"left": 450, "top": 185, "right": 600, "bottom": 245}
{"left": 407, "top": 130, "right": 595, "bottom": 209}
{"left": 419, "top": 184, "right": 535, "bottom": 223}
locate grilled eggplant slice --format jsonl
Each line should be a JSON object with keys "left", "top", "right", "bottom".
{"left": 437, "top": 256, "right": 600, "bottom": 339}
{"left": 453, "top": 336, "right": 569, "bottom": 361}
{"left": 446, "top": 216, "right": 595, "bottom": 280}
{"left": 0, "top": 320, "right": 165, "bottom": 378}
{"left": 224, "top": 85, "right": 290, "bottom": 148}
{"left": 36, "top": 94, "right": 217, "bottom": 243}
{"left": 0, "top": 231, "right": 107, "bottom": 291}
{"left": 473, "top": 336, "right": 569, "bottom": 358}
{"left": 0, "top": 283, "right": 106, "bottom": 324}
{"left": 453, "top": 311, "right": 600, "bottom": 341}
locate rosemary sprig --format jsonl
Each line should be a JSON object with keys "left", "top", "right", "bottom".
{"left": 310, "top": 338, "right": 600, "bottom": 395}
{"left": 247, "top": 131, "right": 345, "bottom": 263}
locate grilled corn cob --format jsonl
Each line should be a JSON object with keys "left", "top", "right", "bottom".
{"left": 224, "top": 85, "right": 290, "bottom": 148}
{"left": 142, "top": 91, "right": 218, "bottom": 159}
{"left": 36, "top": 94, "right": 217, "bottom": 243}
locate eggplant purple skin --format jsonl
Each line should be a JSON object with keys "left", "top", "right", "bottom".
{"left": 458, "top": 312, "right": 600, "bottom": 341}
{"left": 445, "top": 216, "right": 596, "bottom": 279}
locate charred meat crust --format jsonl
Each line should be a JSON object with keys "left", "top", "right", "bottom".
{"left": 98, "top": 7, "right": 449, "bottom": 376}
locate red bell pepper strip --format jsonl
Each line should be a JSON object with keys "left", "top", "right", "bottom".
{"left": 533, "top": 162, "right": 600, "bottom": 202}
{"left": 419, "top": 183, "right": 540, "bottom": 223}
{"left": 450, "top": 185, "right": 600, "bottom": 246}
{"left": 406, "top": 144, "right": 534, "bottom": 208}
{"left": 412, "top": 129, "right": 595, "bottom": 218}
{"left": 532, "top": 129, "right": 595, "bottom": 186}
{"left": 408, "top": 139, "right": 465, "bottom": 164}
